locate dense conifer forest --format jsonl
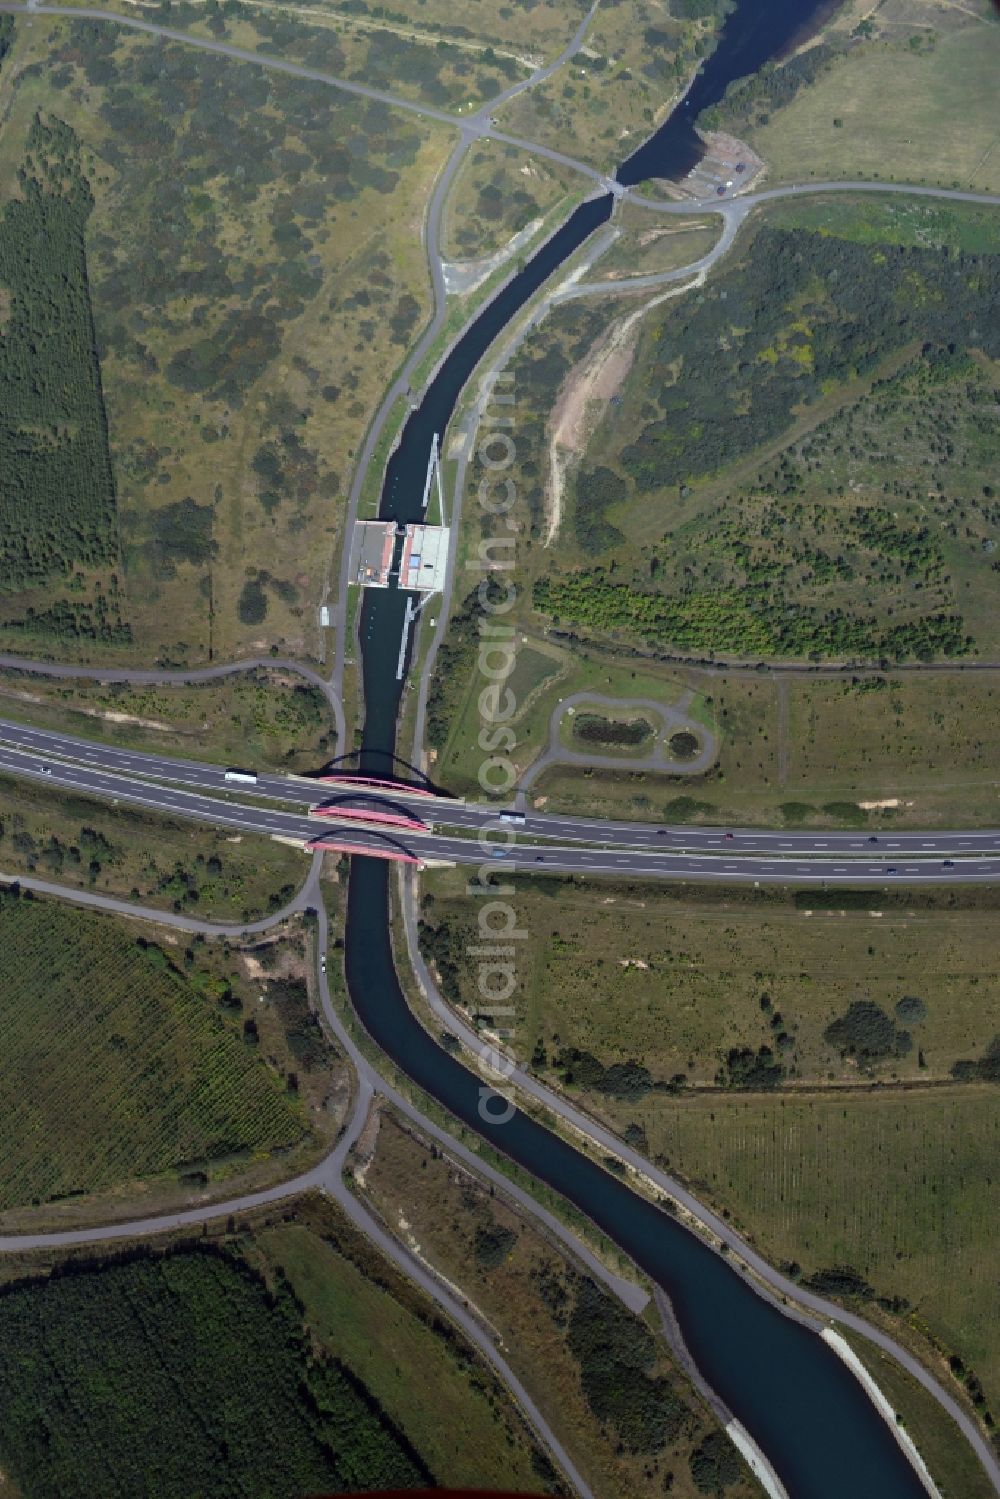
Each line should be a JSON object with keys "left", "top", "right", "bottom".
{"left": 0, "top": 112, "right": 127, "bottom": 642}
{"left": 0, "top": 1247, "right": 432, "bottom": 1497}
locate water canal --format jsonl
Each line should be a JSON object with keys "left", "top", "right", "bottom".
{"left": 345, "top": 1, "right": 931, "bottom": 1491}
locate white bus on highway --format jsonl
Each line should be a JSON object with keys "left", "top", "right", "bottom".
{"left": 224, "top": 768, "right": 258, "bottom": 785}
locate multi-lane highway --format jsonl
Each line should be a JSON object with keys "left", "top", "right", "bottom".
{"left": 2, "top": 719, "right": 998, "bottom": 882}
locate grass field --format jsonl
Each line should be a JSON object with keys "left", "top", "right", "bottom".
{"left": 763, "top": 193, "right": 1000, "bottom": 254}
{"left": 594, "top": 205, "right": 722, "bottom": 280}
{"left": 258, "top": 1216, "right": 553, "bottom": 1491}
{"left": 0, "top": 16, "right": 452, "bottom": 665}
{"left": 431, "top": 627, "right": 1000, "bottom": 829}
{"left": 505, "top": 639, "right": 565, "bottom": 707}
{"left": 519, "top": 659, "right": 1000, "bottom": 828}
{"left": 744, "top": 4, "right": 1000, "bottom": 192}
{"left": 779, "top": 673, "right": 1000, "bottom": 820}
{"left": 0, "top": 666, "right": 334, "bottom": 771}
{"left": 0, "top": 890, "right": 314, "bottom": 1213}
{"left": 428, "top": 622, "right": 697, "bottom": 795}
{"left": 636, "top": 1088, "right": 1000, "bottom": 1411}
{"left": 360, "top": 1106, "right": 760, "bottom": 1499}
{"left": 443, "top": 139, "right": 581, "bottom": 262}
{"left": 680, "top": 668, "right": 1000, "bottom": 831}
{"left": 842, "top": 1331, "right": 997, "bottom": 1499}
{"left": 418, "top": 866, "right": 1000, "bottom": 1411}
{"left": 420, "top": 870, "right": 1000, "bottom": 1089}
{"left": 0, "top": 772, "right": 307, "bottom": 920}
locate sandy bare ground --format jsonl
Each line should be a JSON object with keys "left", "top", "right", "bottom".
{"left": 543, "top": 272, "right": 706, "bottom": 545}
{"left": 442, "top": 214, "right": 543, "bottom": 297}
{"left": 634, "top": 220, "right": 713, "bottom": 250}
{"left": 0, "top": 685, "right": 174, "bottom": 732}
{"left": 351, "top": 1098, "right": 383, "bottom": 1187}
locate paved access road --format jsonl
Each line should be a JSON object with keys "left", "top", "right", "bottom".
{"left": 519, "top": 690, "right": 718, "bottom": 782}
{"left": 0, "top": 651, "right": 346, "bottom": 744}
{"left": 0, "top": 859, "right": 601, "bottom": 1499}
{"left": 5, "top": 817, "right": 997, "bottom": 1495}
{"left": 398, "top": 866, "right": 1000, "bottom": 1497}
{"left": 1, "top": 734, "right": 998, "bottom": 883}
{"left": 2, "top": 2, "right": 474, "bottom": 128}
{"left": 6, "top": 7, "right": 999, "bottom": 211}
{"left": 2, "top": 717, "right": 999, "bottom": 864}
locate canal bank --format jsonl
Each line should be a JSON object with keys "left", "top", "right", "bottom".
{"left": 341, "top": 0, "right": 966, "bottom": 1493}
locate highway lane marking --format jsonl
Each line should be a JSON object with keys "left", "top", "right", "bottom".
{"left": 6, "top": 756, "right": 1000, "bottom": 879}
{"left": 7, "top": 733, "right": 1000, "bottom": 854}
{"left": 0, "top": 731, "right": 303, "bottom": 800}
{"left": 0, "top": 757, "right": 309, "bottom": 828}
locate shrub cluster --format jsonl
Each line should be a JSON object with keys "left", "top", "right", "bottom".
{"left": 567, "top": 1275, "right": 687, "bottom": 1454}
{"left": 823, "top": 1000, "right": 912, "bottom": 1062}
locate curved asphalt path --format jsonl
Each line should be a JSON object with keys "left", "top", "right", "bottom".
{"left": 2, "top": 3, "right": 478, "bottom": 127}
{"left": 0, "top": 856, "right": 652, "bottom": 1498}
{"left": 328, "top": 126, "right": 471, "bottom": 725}
{"left": 627, "top": 179, "right": 1000, "bottom": 217}
{"left": 555, "top": 199, "right": 742, "bottom": 299}
{"left": 18, "top": 6, "right": 997, "bottom": 222}
{"left": 327, "top": 0, "right": 610, "bottom": 726}
{"left": 0, "top": 1, "right": 613, "bottom": 761}
{"left": 398, "top": 865, "right": 1000, "bottom": 1495}
{"left": 0, "top": 652, "right": 346, "bottom": 746}
{"left": 519, "top": 690, "right": 717, "bottom": 785}
{"left": 0, "top": 9, "right": 996, "bottom": 1483}
{"left": 4, "top": 5, "right": 998, "bottom": 758}
{"left": 1, "top": 830, "right": 996, "bottom": 1491}
{"left": 0, "top": 862, "right": 317, "bottom": 935}
{"left": 404, "top": 180, "right": 998, "bottom": 793}
{"left": 6, "top": 3, "right": 1000, "bottom": 225}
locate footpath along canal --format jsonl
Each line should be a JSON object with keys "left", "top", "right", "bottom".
{"left": 345, "top": 1, "right": 934, "bottom": 1492}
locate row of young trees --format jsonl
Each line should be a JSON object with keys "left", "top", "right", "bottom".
{"left": 534, "top": 569, "right": 969, "bottom": 661}
{"left": 699, "top": 38, "right": 844, "bottom": 134}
